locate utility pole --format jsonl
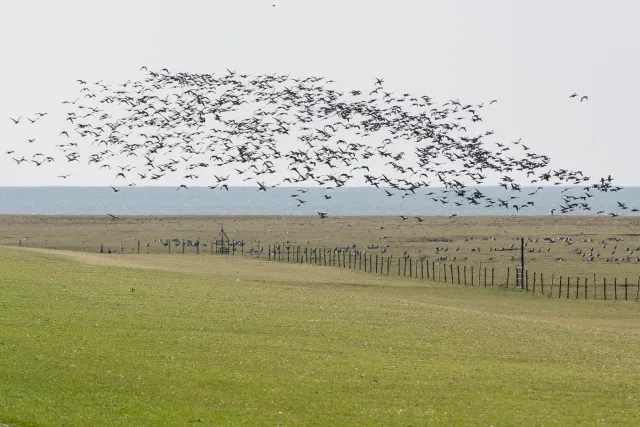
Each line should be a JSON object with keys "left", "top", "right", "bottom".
{"left": 520, "top": 237, "right": 525, "bottom": 289}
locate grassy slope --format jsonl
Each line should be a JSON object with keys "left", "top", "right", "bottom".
{"left": 1, "top": 247, "right": 640, "bottom": 426}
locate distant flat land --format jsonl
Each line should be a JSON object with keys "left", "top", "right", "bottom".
{"left": 2, "top": 215, "right": 640, "bottom": 291}
{"left": 1, "top": 246, "right": 640, "bottom": 425}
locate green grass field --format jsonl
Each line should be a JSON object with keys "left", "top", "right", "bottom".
{"left": 1, "top": 245, "right": 640, "bottom": 425}
{"left": 3, "top": 215, "right": 640, "bottom": 299}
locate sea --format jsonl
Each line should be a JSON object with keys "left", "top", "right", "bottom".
{"left": 0, "top": 186, "right": 638, "bottom": 216}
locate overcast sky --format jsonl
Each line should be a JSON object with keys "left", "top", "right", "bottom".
{"left": 1, "top": 0, "right": 638, "bottom": 187}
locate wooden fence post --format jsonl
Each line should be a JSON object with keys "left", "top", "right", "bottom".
{"left": 471, "top": 267, "right": 474, "bottom": 287}
{"left": 421, "top": 260, "right": 424, "bottom": 279}
{"left": 491, "top": 268, "right": 494, "bottom": 287}
{"left": 625, "top": 278, "right": 628, "bottom": 301}
{"left": 137, "top": 240, "right": 140, "bottom": 254}
{"left": 541, "top": 273, "right": 544, "bottom": 295}
{"left": 559, "top": 276, "right": 563, "bottom": 298}
{"left": 426, "top": 260, "right": 430, "bottom": 279}
{"left": 566, "top": 277, "right": 570, "bottom": 299}
{"left": 585, "top": 278, "right": 588, "bottom": 300}
{"left": 397, "top": 258, "right": 400, "bottom": 276}
{"left": 533, "top": 272, "right": 536, "bottom": 294}
{"left": 484, "top": 268, "right": 487, "bottom": 288}
{"left": 506, "top": 267, "right": 510, "bottom": 288}
{"left": 464, "top": 265, "right": 467, "bottom": 286}
{"left": 614, "top": 278, "right": 617, "bottom": 301}
{"left": 457, "top": 265, "right": 461, "bottom": 285}
{"left": 525, "top": 270, "right": 529, "bottom": 292}
{"left": 444, "top": 263, "right": 447, "bottom": 282}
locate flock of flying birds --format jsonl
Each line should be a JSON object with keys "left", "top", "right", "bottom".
{"left": 5, "top": 67, "right": 635, "bottom": 218}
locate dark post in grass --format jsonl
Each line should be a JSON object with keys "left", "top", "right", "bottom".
{"left": 268, "top": 245, "right": 271, "bottom": 261}
{"left": 533, "top": 272, "right": 536, "bottom": 294}
{"left": 458, "top": 265, "right": 461, "bottom": 285}
{"left": 625, "top": 278, "right": 628, "bottom": 301}
{"left": 559, "top": 276, "right": 563, "bottom": 298}
{"left": 604, "top": 278, "right": 607, "bottom": 300}
{"left": 484, "top": 268, "right": 487, "bottom": 288}
{"left": 576, "top": 277, "right": 579, "bottom": 299}
{"left": 506, "top": 267, "right": 510, "bottom": 288}
{"left": 376, "top": 255, "right": 378, "bottom": 273}
{"left": 614, "top": 278, "right": 617, "bottom": 301}
{"left": 585, "top": 278, "right": 588, "bottom": 300}
{"left": 397, "top": 258, "right": 400, "bottom": 276}
{"left": 491, "top": 268, "right": 494, "bottom": 287}
{"left": 182, "top": 239, "right": 185, "bottom": 254}
{"left": 444, "top": 263, "right": 447, "bottom": 282}
{"left": 520, "top": 237, "right": 525, "bottom": 289}
{"left": 387, "top": 257, "right": 390, "bottom": 276}
{"left": 196, "top": 241, "right": 199, "bottom": 255}
{"left": 137, "top": 240, "right": 140, "bottom": 254}
{"left": 636, "top": 276, "right": 640, "bottom": 302}
{"left": 451, "top": 265, "right": 454, "bottom": 284}
{"left": 541, "top": 273, "right": 544, "bottom": 295}
{"left": 471, "top": 266, "right": 474, "bottom": 287}
{"left": 566, "top": 277, "right": 570, "bottom": 299}
{"left": 464, "top": 265, "right": 467, "bottom": 286}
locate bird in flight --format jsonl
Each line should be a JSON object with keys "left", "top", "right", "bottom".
{"left": 317, "top": 211, "right": 328, "bottom": 219}
{"left": 580, "top": 96, "right": 589, "bottom": 102}
{"left": 107, "top": 214, "right": 120, "bottom": 220}
{"left": 110, "top": 186, "right": 120, "bottom": 192}
{"left": 58, "top": 174, "right": 71, "bottom": 179}
{"left": 9, "top": 117, "right": 21, "bottom": 124}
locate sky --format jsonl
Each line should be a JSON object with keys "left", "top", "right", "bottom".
{"left": 1, "top": 0, "right": 639, "bottom": 187}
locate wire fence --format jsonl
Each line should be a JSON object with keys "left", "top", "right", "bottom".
{"left": 11, "top": 237, "right": 640, "bottom": 302}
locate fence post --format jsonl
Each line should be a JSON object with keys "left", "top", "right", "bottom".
{"left": 566, "top": 277, "right": 570, "bottom": 299}
{"left": 450, "top": 265, "right": 454, "bottom": 284}
{"left": 625, "top": 278, "right": 628, "bottom": 301}
{"left": 137, "top": 240, "right": 140, "bottom": 254}
{"left": 387, "top": 257, "right": 390, "bottom": 276}
{"left": 576, "top": 277, "right": 579, "bottom": 299}
{"left": 585, "top": 278, "right": 588, "bottom": 300}
{"left": 491, "top": 268, "right": 494, "bottom": 287}
{"left": 269, "top": 245, "right": 271, "bottom": 261}
{"left": 604, "top": 278, "right": 607, "bottom": 300}
{"left": 533, "top": 272, "right": 536, "bottom": 294}
{"left": 550, "top": 274, "right": 554, "bottom": 297}
{"left": 182, "top": 240, "right": 185, "bottom": 254}
{"left": 444, "top": 263, "right": 447, "bottom": 282}
{"left": 541, "top": 273, "right": 544, "bottom": 295}
{"left": 120, "top": 242, "right": 123, "bottom": 254}
{"left": 432, "top": 261, "right": 435, "bottom": 280}
{"left": 484, "top": 268, "right": 487, "bottom": 288}
{"left": 196, "top": 242, "right": 199, "bottom": 255}
{"left": 471, "top": 266, "right": 474, "bottom": 287}
{"left": 168, "top": 240, "right": 171, "bottom": 254}
{"left": 636, "top": 276, "right": 640, "bottom": 302}
{"left": 559, "top": 276, "right": 563, "bottom": 298}
{"left": 614, "top": 278, "right": 617, "bottom": 301}
{"left": 506, "top": 267, "right": 510, "bottom": 288}
{"left": 376, "top": 255, "right": 378, "bottom": 273}
{"left": 426, "top": 260, "right": 430, "bottom": 279}
{"left": 464, "top": 265, "right": 467, "bottom": 286}
{"left": 408, "top": 258, "right": 412, "bottom": 277}
{"left": 525, "top": 270, "right": 529, "bottom": 292}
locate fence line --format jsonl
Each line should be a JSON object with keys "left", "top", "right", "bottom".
{"left": 11, "top": 238, "right": 640, "bottom": 302}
